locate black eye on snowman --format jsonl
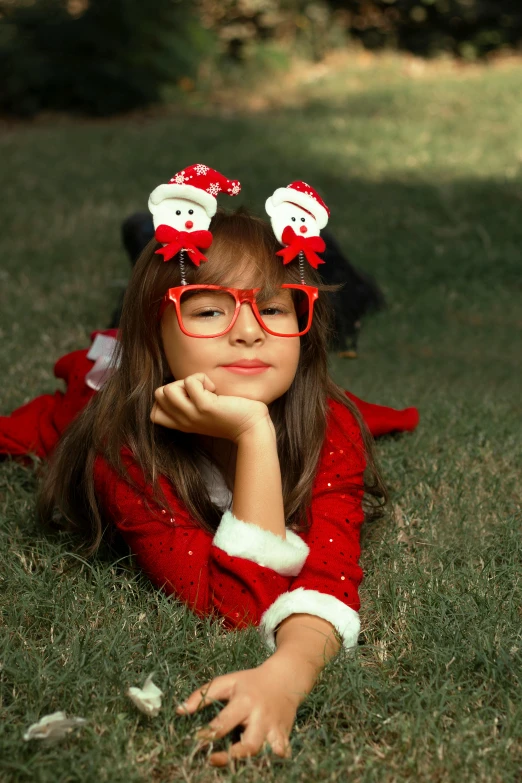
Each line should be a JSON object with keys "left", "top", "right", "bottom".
{"left": 291, "top": 217, "right": 296, "bottom": 222}
{"left": 301, "top": 217, "right": 306, "bottom": 222}
{"left": 175, "top": 210, "right": 181, "bottom": 216}
{"left": 188, "top": 209, "right": 194, "bottom": 215}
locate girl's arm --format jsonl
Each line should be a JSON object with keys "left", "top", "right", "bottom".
{"left": 259, "top": 399, "right": 366, "bottom": 652}
{"left": 231, "top": 417, "right": 286, "bottom": 539}
{"left": 175, "top": 402, "right": 364, "bottom": 766}
{"left": 177, "top": 613, "right": 340, "bottom": 766}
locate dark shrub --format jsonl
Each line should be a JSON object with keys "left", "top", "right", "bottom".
{"left": 0, "top": 0, "right": 210, "bottom": 116}
{"left": 336, "top": 1, "right": 522, "bottom": 58}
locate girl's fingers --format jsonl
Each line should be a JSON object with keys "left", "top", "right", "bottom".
{"left": 157, "top": 381, "right": 192, "bottom": 413}
{"left": 206, "top": 715, "right": 267, "bottom": 764}
{"left": 176, "top": 676, "right": 234, "bottom": 715}
{"left": 267, "top": 729, "right": 292, "bottom": 758}
{"left": 194, "top": 700, "right": 248, "bottom": 741}
{"left": 208, "top": 730, "right": 290, "bottom": 766}
{"left": 150, "top": 403, "right": 177, "bottom": 428}
{"left": 157, "top": 373, "right": 215, "bottom": 414}
{"left": 203, "top": 374, "right": 216, "bottom": 391}
{"left": 184, "top": 374, "right": 216, "bottom": 407}
{"left": 209, "top": 741, "right": 259, "bottom": 766}
{"left": 208, "top": 750, "right": 232, "bottom": 767}
{"left": 171, "top": 373, "right": 215, "bottom": 392}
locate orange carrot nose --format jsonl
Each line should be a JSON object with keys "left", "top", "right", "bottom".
{"left": 185, "top": 220, "right": 194, "bottom": 229}
{"left": 300, "top": 225, "right": 308, "bottom": 234}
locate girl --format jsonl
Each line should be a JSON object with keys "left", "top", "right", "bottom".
{"left": 30, "top": 170, "right": 395, "bottom": 766}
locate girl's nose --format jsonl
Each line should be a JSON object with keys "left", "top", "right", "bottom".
{"left": 185, "top": 220, "right": 194, "bottom": 229}
{"left": 233, "top": 303, "right": 264, "bottom": 338}
{"left": 300, "top": 225, "right": 308, "bottom": 234}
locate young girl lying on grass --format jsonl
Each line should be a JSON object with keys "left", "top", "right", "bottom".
{"left": 1, "top": 165, "right": 419, "bottom": 766}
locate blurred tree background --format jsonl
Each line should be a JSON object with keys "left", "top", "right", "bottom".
{"left": 1, "top": 0, "right": 522, "bottom": 116}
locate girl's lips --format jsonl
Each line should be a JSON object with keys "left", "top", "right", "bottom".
{"left": 221, "top": 366, "right": 270, "bottom": 375}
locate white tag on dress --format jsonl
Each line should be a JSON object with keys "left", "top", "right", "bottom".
{"left": 85, "top": 334, "right": 121, "bottom": 391}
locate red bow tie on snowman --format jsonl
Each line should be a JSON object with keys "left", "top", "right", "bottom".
{"left": 148, "top": 163, "right": 241, "bottom": 270}
{"left": 265, "top": 181, "right": 330, "bottom": 269}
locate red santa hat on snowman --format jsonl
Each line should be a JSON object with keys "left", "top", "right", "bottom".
{"left": 265, "top": 180, "right": 330, "bottom": 229}
{"left": 148, "top": 163, "right": 241, "bottom": 219}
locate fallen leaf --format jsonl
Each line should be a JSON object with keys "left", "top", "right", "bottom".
{"left": 127, "top": 674, "right": 163, "bottom": 717}
{"left": 23, "top": 711, "right": 87, "bottom": 741}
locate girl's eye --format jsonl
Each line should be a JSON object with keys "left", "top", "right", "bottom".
{"left": 291, "top": 217, "right": 296, "bottom": 222}
{"left": 188, "top": 209, "right": 194, "bottom": 215}
{"left": 301, "top": 217, "right": 305, "bottom": 222}
{"left": 258, "top": 299, "right": 292, "bottom": 315}
{"left": 176, "top": 210, "right": 181, "bottom": 215}
{"left": 194, "top": 309, "right": 223, "bottom": 319}
{"left": 260, "top": 307, "right": 286, "bottom": 316}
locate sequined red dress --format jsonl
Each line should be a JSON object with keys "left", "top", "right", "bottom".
{"left": 0, "top": 330, "right": 419, "bottom": 649}
{"left": 93, "top": 397, "right": 366, "bottom": 650}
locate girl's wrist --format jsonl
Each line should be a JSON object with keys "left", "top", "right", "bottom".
{"left": 234, "top": 414, "right": 275, "bottom": 446}
{"left": 259, "top": 614, "right": 342, "bottom": 705}
{"left": 258, "top": 648, "right": 318, "bottom": 708}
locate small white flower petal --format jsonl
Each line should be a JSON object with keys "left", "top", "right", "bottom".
{"left": 127, "top": 674, "right": 163, "bottom": 717}
{"left": 23, "top": 711, "right": 87, "bottom": 741}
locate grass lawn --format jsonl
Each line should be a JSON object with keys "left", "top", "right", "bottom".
{"left": 0, "top": 52, "right": 521, "bottom": 782}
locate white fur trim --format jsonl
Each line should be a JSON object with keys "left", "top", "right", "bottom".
{"left": 148, "top": 184, "right": 217, "bottom": 217}
{"left": 212, "top": 510, "right": 309, "bottom": 576}
{"left": 259, "top": 588, "right": 360, "bottom": 651}
{"left": 266, "top": 188, "right": 328, "bottom": 229}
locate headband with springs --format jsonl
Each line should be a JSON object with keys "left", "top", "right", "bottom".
{"left": 148, "top": 164, "right": 330, "bottom": 285}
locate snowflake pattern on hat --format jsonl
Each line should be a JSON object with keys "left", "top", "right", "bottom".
{"left": 170, "top": 171, "right": 190, "bottom": 185}
{"left": 194, "top": 164, "right": 209, "bottom": 176}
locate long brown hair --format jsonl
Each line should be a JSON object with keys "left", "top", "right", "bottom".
{"left": 37, "top": 206, "right": 388, "bottom": 556}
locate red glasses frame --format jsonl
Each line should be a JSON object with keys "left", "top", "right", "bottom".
{"left": 158, "top": 284, "right": 319, "bottom": 338}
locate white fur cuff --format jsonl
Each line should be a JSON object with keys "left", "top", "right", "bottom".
{"left": 259, "top": 588, "right": 361, "bottom": 651}
{"left": 212, "top": 510, "right": 309, "bottom": 577}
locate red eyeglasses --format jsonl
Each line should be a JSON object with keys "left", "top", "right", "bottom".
{"left": 158, "top": 284, "right": 319, "bottom": 338}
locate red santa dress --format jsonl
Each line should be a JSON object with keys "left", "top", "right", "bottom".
{"left": 0, "top": 330, "right": 420, "bottom": 649}
{"left": 93, "top": 396, "right": 367, "bottom": 651}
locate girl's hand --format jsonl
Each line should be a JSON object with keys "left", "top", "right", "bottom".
{"left": 176, "top": 665, "right": 298, "bottom": 766}
{"left": 150, "top": 373, "right": 270, "bottom": 444}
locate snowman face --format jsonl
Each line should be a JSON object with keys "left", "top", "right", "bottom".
{"left": 150, "top": 198, "right": 210, "bottom": 232}
{"left": 267, "top": 201, "right": 319, "bottom": 244}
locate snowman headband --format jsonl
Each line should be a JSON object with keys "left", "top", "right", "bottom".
{"left": 148, "top": 163, "right": 330, "bottom": 286}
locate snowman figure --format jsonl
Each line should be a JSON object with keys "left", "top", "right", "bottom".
{"left": 265, "top": 181, "right": 330, "bottom": 278}
{"left": 148, "top": 163, "right": 241, "bottom": 279}
{"left": 149, "top": 197, "right": 210, "bottom": 235}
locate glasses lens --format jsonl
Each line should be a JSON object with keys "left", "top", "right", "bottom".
{"left": 178, "top": 287, "right": 309, "bottom": 337}
{"left": 180, "top": 288, "right": 236, "bottom": 336}
{"left": 256, "top": 287, "right": 309, "bottom": 336}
